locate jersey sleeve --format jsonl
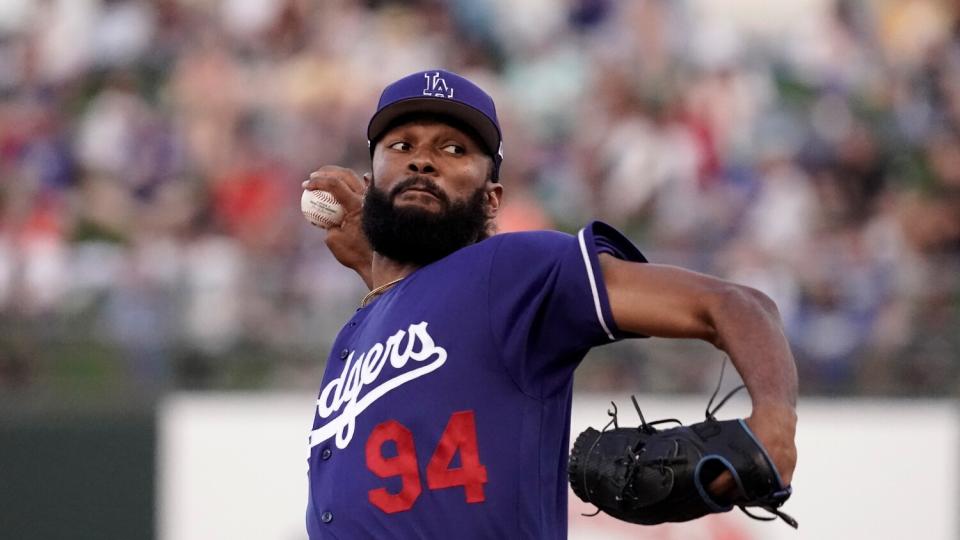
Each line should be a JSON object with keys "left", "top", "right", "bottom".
{"left": 486, "top": 221, "right": 648, "bottom": 397}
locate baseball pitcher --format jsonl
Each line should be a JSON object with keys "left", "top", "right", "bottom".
{"left": 302, "top": 70, "right": 798, "bottom": 539}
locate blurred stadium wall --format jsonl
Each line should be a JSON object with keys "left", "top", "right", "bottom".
{"left": 1, "top": 0, "right": 959, "bottom": 538}
{"left": 157, "top": 393, "right": 959, "bottom": 540}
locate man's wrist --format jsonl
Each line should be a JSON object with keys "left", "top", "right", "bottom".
{"left": 749, "top": 402, "right": 797, "bottom": 425}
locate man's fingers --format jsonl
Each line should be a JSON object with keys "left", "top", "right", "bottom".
{"left": 307, "top": 181, "right": 360, "bottom": 211}
{"left": 707, "top": 471, "right": 738, "bottom": 502}
{"left": 302, "top": 174, "right": 363, "bottom": 210}
{"left": 342, "top": 171, "right": 365, "bottom": 194}
{"left": 307, "top": 166, "right": 365, "bottom": 194}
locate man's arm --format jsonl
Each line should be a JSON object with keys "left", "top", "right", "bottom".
{"left": 303, "top": 166, "right": 373, "bottom": 289}
{"left": 599, "top": 254, "right": 798, "bottom": 487}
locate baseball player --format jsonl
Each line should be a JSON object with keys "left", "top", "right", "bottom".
{"left": 303, "top": 70, "right": 798, "bottom": 539}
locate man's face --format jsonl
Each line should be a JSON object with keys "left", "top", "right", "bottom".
{"left": 362, "top": 118, "right": 502, "bottom": 266}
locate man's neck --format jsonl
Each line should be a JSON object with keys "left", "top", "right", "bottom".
{"left": 370, "top": 254, "right": 421, "bottom": 288}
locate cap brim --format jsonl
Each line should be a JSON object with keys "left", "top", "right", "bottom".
{"left": 367, "top": 97, "right": 501, "bottom": 158}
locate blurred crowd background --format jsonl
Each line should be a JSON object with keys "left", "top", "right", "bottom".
{"left": 1, "top": 0, "right": 959, "bottom": 405}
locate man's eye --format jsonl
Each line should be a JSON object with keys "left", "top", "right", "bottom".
{"left": 441, "top": 144, "right": 464, "bottom": 155}
{"left": 389, "top": 142, "right": 411, "bottom": 151}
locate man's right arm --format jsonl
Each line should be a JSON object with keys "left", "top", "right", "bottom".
{"left": 302, "top": 166, "right": 374, "bottom": 289}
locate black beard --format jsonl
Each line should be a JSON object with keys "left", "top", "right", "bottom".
{"left": 362, "top": 175, "right": 489, "bottom": 266}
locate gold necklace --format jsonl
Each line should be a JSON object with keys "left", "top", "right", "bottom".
{"left": 358, "top": 277, "right": 405, "bottom": 308}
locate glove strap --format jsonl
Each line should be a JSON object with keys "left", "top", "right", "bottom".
{"left": 741, "top": 505, "right": 799, "bottom": 529}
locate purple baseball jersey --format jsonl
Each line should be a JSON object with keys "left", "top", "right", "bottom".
{"left": 306, "top": 221, "right": 647, "bottom": 539}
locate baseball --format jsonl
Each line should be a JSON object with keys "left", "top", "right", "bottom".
{"left": 301, "top": 189, "right": 345, "bottom": 228}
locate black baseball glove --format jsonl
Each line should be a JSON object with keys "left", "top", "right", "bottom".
{"left": 568, "top": 385, "right": 797, "bottom": 529}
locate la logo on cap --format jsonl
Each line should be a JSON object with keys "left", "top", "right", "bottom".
{"left": 422, "top": 72, "right": 454, "bottom": 99}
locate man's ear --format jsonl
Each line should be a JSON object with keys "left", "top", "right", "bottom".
{"left": 363, "top": 173, "right": 372, "bottom": 189}
{"left": 485, "top": 182, "right": 503, "bottom": 219}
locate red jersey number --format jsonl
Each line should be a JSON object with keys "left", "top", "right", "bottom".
{"left": 365, "top": 410, "right": 487, "bottom": 513}
{"left": 365, "top": 420, "right": 422, "bottom": 514}
{"left": 426, "top": 410, "right": 488, "bottom": 503}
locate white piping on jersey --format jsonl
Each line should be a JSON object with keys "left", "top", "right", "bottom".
{"left": 578, "top": 228, "right": 616, "bottom": 341}
{"left": 309, "top": 321, "right": 447, "bottom": 449}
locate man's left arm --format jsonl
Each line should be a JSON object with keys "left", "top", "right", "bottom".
{"left": 598, "top": 254, "right": 798, "bottom": 487}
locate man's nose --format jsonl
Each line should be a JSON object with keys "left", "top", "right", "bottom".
{"left": 407, "top": 155, "right": 437, "bottom": 175}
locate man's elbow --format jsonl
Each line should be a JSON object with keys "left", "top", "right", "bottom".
{"left": 708, "top": 284, "right": 784, "bottom": 330}
{"left": 742, "top": 285, "right": 782, "bottom": 323}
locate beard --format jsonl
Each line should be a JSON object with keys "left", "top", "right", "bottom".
{"left": 362, "top": 174, "right": 490, "bottom": 266}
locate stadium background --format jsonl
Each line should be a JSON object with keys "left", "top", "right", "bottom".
{"left": 0, "top": 0, "right": 958, "bottom": 538}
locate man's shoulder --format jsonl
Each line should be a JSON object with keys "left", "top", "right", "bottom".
{"left": 442, "top": 231, "right": 579, "bottom": 280}
{"left": 452, "top": 222, "right": 645, "bottom": 266}
{"left": 486, "top": 229, "right": 576, "bottom": 253}
{"left": 427, "top": 230, "right": 586, "bottom": 276}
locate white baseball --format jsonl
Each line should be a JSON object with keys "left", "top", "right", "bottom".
{"left": 301, "top": 190, "right": 345, "bottom": 228}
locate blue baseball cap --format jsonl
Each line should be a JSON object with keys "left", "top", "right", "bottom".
{"left": 367, "top": 69, "right": 503, "bottom": 181}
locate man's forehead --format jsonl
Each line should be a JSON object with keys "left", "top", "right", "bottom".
{"left": 379, "top": 113, "right": 485, "bottom": 146}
